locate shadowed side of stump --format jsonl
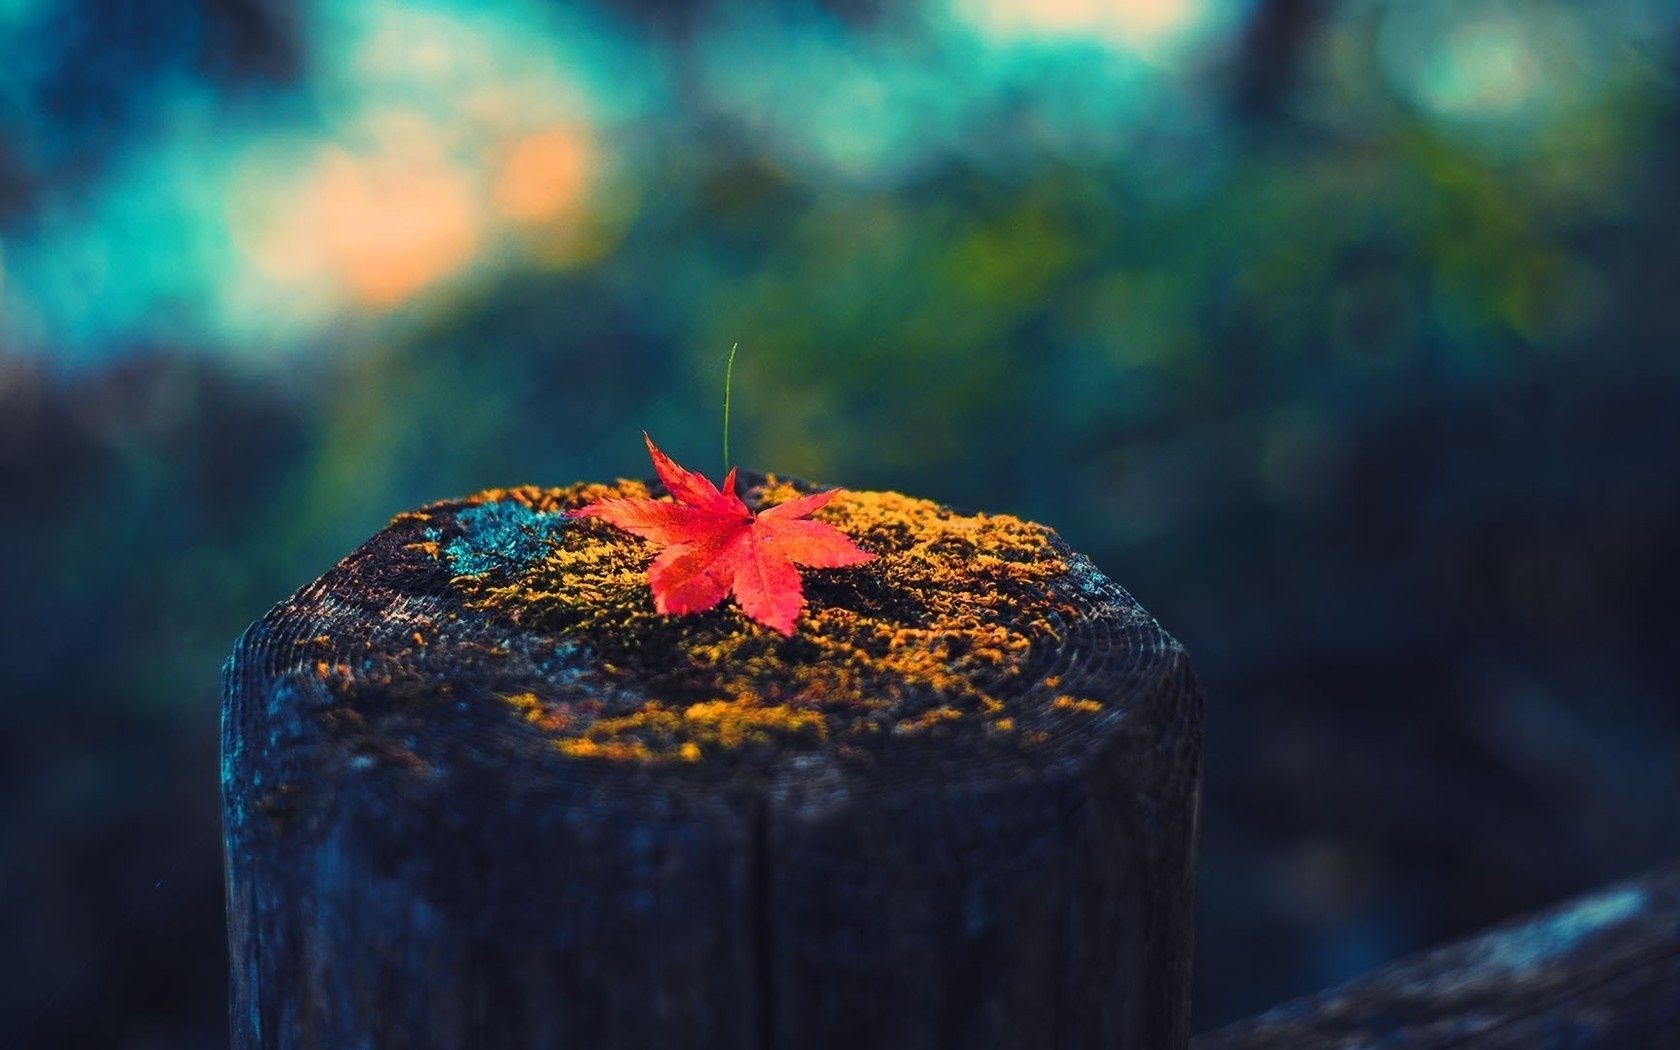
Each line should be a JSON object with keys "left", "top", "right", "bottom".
{"left": 222, "top": 474, "right": 1204, "bottom": 1049}
{"left": 761, "top": 553, "right": 1202, "bottom": 1049}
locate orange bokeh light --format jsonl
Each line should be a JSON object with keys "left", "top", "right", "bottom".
{"left": 315, "top": 150, "right": 481, "bottom": 308}
{"left": 236, "top": 145, "right": 482, "bottom": 310}
{"left": 493, "top": 127, "right": 593, "bottom": 226}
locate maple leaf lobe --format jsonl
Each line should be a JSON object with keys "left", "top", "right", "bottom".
{"left": 573, "top": 436, "right": 875, "bottom": 634}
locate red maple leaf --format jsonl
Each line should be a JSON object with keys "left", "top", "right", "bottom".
{"left": 572, "top": 433, "right": 875, "bottom": 635}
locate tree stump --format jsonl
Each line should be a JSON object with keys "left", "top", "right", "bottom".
{"left": 222, "top": 472, "right": 1204, "bottom": 1049}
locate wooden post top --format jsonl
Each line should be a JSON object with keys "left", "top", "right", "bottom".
{"left": 229, "top": 471, "right": 1188, "bottom": 797}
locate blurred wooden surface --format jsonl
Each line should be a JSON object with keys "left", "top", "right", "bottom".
{"left": 1196, "top": 864, "right": 1680, "bottom": 1049}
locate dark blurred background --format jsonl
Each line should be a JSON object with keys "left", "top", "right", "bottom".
{"left": 3, "top": 0, "right": 1679, "bottom": 1044}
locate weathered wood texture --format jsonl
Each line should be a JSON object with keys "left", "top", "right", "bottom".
{"left": 1195, "top": 864, "right": 1680, "bottom": 1049}
{"left": 223, "top": 473, "right": 1203, "bottom": 1049}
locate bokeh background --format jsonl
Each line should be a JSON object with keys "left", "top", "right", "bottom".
{"left": 4, "top": 0, "right": 1679, "bottom": 1043}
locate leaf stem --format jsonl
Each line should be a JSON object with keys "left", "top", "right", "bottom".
{"left": 722, "top": 342, "right": 739, "bottom": 474}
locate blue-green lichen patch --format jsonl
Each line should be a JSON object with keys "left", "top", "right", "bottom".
{"left": 426, "top": 499, "right": 569, "bottom": 579}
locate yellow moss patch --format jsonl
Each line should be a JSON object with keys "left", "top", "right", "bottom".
{"left": 898, "top": 705, "right": 963, "bottom": 734}
{"left": 502, "top": 691, "right": 572, "bottom": 733}
{"left": 556, "top": 737, "right": 654, "bottom": 762}
{"left": 406, "top": 539, "right": 442, "bottom": 559}
{"left": 1052, "top": 696, "right": 1103, "bottom": 714}
{"left": 522, "top": 697, "right": 828, "bottom": 762}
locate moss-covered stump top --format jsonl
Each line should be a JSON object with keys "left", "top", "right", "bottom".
{"left": 243, "top": 472, "right": 1178, "bottom": 786}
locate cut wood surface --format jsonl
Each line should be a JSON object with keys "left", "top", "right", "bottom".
{"left": 222, "top": 471, "right": 1204, "bottom": 1049}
